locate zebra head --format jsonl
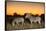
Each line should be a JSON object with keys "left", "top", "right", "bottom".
{"left": 25, "top": 13, "right": 32, "bottom": 19}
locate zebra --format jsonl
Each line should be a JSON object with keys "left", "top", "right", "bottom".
{"left": 34, "top": 17, "right": 41, "bottom": 24}
{"left": 12, "top": 17, "right": 24, "bottom": 26}
{"left": 25, "top": 13, "right": 41, "bottom": 24}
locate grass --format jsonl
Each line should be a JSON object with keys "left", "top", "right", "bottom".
{"left": 6, "top": 21, "right": 45, "bottom": 30}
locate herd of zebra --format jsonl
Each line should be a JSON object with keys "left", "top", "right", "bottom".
{"left": 12, "top": 13, "right": 42, "bottom": 26}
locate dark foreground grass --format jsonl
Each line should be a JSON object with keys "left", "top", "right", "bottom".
{"left": 6, "top": 22, "right": 45, "bottom": 30}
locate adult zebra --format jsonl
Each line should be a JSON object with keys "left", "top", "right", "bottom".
{"left": 12, "top": 17, "right": 24, "bottom": 26}
{"left": 25, "top": 13, "right": 41, "bottom": 24}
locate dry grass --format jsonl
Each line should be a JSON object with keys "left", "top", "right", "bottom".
{"left": 6, "top": 21, "right": 45, "bottom": 30}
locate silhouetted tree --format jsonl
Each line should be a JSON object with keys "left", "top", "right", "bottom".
{"left": 41, "top": 14, "right": 45, "bottom": 21}
{"left": 13, "top": 13, "right": 18, "bottom": 17}
{"left": 24, "top": 13, "right": 27, "bottom": 17}
{"left": 35, "top": 14, "right": 39, "bottom": 17}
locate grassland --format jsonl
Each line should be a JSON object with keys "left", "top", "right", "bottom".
{"left": 6, "top": 21, "right": 45, "bottom": 30}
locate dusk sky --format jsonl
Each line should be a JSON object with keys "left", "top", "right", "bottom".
{"left": 7, "top": 2, "right": 45, "bottom": 16}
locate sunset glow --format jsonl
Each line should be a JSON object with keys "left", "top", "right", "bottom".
{"left": 7, "top": 2, "right": 45, "bottom": 16}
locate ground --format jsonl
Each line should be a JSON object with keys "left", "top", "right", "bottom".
{"left": 6, "top": 21, "right": 45, "bottom": 30}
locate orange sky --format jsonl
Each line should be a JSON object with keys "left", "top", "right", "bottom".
{"left": 7, "top": 2, "right": 45, "bottom": 16}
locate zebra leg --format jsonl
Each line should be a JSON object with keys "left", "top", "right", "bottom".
{"left": 12, "top": 21, "right": 15, "bottom": 26}
{"left": 38, "top": 21, "right": 41, "bottom": 24}
{"left": 17, "top": 22, "right": 19, "bottom": 26}
{"left": 31, "top": 21, "right": 32, "bottom": 24}
{"left": 21, "top": 21, "right": 24, "bottom": 26}
{"left": 22, "top": 22, "right": 24, "bottom": 29}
